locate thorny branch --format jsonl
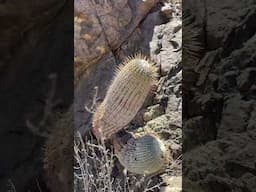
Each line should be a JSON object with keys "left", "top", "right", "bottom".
{"left": 84, "top": 86, "right": 100, "bottom": 114}
{"left": 74, "top": 131, "right": 171, "bottom": 192}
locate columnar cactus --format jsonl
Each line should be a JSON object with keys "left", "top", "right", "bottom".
{"left": 114, "top": 134, "right": 170, "bottom": 175}
{"left": 92, "top": 54, "right": 157, "bottom": 140}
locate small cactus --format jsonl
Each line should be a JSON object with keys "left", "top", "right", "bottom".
{"left": 114, "top": 134, "right": 169, "bottom": 175}
{"left": 92, "top": 54, "right": 157, "bottom": 140}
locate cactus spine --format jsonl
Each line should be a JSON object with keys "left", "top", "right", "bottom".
{"left": 92, "top": 54, "right": 157, "bottom": 140}
{"left": 115, "top": 134, "right": 169, "bottom": 175}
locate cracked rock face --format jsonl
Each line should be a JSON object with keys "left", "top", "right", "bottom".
{"left": 150, "top": 18, "right": 182, "bottom": 76}
{"left": 184, "top": 131, "right": 256, "bottom": 192}
{"left": 74, "top": 0, "right": 165, "bottom": 136}
{"left": 183, "top": 0, "right": 256, "bottom": 149}
{"left": 74, "top": 0, "right": 160, "bottom": 84}
{"left": 183, "top": 1, "right": 256, "bottom": 191}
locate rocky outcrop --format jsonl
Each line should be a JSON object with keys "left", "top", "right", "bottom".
{"left": 183, "top": 1, "right": 256, "bottom": 191}
{"left": 183, "top": 0, "right": 256, "bottom": 149}
{"left": 74, "top": 0, "right": 161, "bottom": 84}
{"left": 184, "top": 131, "right": 256, "bottom": 192}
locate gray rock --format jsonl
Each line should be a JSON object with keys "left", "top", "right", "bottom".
{"left": 150, "top": 18, "right": 181, "bottom": 75}
{"left": 185, "top": 0, "right": 256, "bottom": 49}
{"left": 143, "top": 104, "right": 165, "bottom": 122}
{"left": 218, "top": 94, "right": 253, "bottom": 138}
{"left": 144, "top": 112, "right": 181, "bottom": 132}
{"left": 184, "top": 130, "right": 256, "bottom": 192}
{"left": 237, "top": 68, "right": 256, "bottom": 92}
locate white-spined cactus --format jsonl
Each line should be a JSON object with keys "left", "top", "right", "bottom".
{"left": 92, "top": 54, "right": 157, "bottom": 140}
{"left": 114, "top": 134, "right": 169, "bottom": 175}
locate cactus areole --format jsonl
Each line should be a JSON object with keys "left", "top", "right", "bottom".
{"left": 92, "top": 54, "right": 157, "bottom": 140}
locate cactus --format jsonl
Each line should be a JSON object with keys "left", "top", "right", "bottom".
{"left": 92, "top": 54, "right": 157, "bottom": 140}
{"left": 44, "top": 110, "right": 73, "bottom": 192}
{"left": 114, "top": 134, "right": 170, "bottom": 175}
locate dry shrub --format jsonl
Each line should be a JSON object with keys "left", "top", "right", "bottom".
{"left": 74, "top": 132, "right": 166, "bottom": 192}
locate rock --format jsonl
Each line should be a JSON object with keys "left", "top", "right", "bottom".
{"left": 183, "top": 116, "right": 217, "bottom": 151}
{"left": 160, "top": 176, "right": 182, "bottom": 192}
{"left": 184, "top": 130, "right": 256, "bottom": 192}
{"left": 195, "top": 49, "right": 221, "bottom": 86}
{"left": 237, "top": 68, "right": 256, "bottom": 92}
{"left": 166, "top": 95, "right": 181, "bottom": 113}
{"left": 169, "top": 140, "right": 182, "bottom": 159}
{"left": 184, "top": 32, "right": 256, "bottom": 145}
{"left": 118, "top": 6, "right": 165, "bottom": 58}
{"left": 161, "top": 3, "right": 175, "bottom": 19}
{"left": 185, "top": 0, "right": 256, "bottom": 50}
{"left": 183, "top": 1, "right": 256, "bottom": 191}
{"left": 156, "top": 69, "right": 182, "bottom": 108}
{"left": 74, "top": 0, "right": 160, "bottom": 83}
{"left": 183, "top": 178, "right": 204, "bottom": 192}
{"left": 247, "top": 104, "right": 256, "bottom": 130}
{"left": 219, "top": 33, "right": 256, "bottom": 71}
{"left": 74, "top": 0, "right": 166, "bottom": 135}
{"left": 240, "top": 173, "right": 256, "bottom": 192}
{"left": 218, "top": 94, "right": 253, "bottom": 138}
{"left": 150, "top": 18, "right": 181, "bottom": 75}
{"left": 144, "top": 112, "right": 181, "bottom": 132}
{"left": 143, "top": 104, "right": 165, "bottom": 122}
{"left": 206, "top": 0, "right": 255, "bottom": 49}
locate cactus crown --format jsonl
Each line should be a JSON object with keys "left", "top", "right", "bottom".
{"left": 116, "top": 53, "right": 158, "bottom": 84}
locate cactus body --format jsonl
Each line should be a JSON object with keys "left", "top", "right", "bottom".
{"left": 92, "top": 54, "right": 157, "bottom": 140}
{"left": 115, "top": 134, "right": 169, "bottom": 175}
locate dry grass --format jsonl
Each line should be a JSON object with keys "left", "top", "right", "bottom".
{"left": 74, "top": 132, "right": 115, "bottom": 192}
